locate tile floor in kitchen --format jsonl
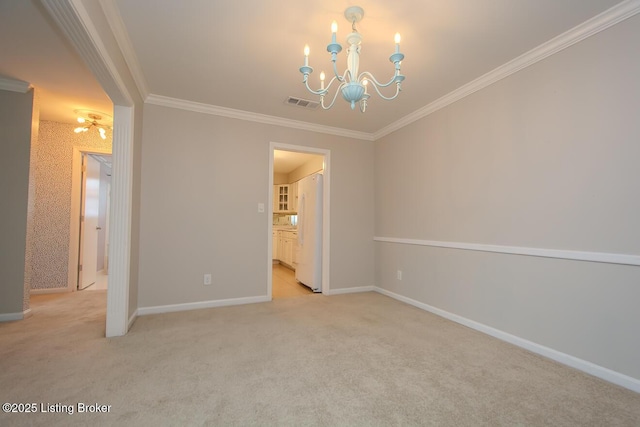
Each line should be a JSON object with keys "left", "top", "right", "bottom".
{"left": 272, "top": 263, "right": 314, "bottom": 298}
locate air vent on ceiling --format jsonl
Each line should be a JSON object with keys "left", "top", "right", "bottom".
{"left": 285, "top": 96, "right": 320, "bottom": 110}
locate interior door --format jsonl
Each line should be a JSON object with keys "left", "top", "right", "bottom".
{"left": 79, "top": 154, "right": 100, "bottom": 289}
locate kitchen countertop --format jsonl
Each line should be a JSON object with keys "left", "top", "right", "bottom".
{"left": 273, "top": 226, "right": 297, "bottom": 231}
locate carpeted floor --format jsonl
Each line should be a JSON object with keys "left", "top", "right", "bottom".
{"left": 1, "top": 290, "right": 639, "bottom": 426}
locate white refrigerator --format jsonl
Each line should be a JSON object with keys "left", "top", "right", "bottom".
{"left": 295, "top": 173, "right": 323, "bottom": 292}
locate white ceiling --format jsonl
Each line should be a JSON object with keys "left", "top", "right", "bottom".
{"left": 274, "top": 150, "right": 323, "bottom": 174}
{"left": 0, "top": 0, "right": 627, "bottom": 134}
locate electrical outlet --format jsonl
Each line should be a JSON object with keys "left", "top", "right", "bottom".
{"left": 204, "top": 273, "right": 212, "bottom": 285}
{"left": 396, "top": 270, "right": 402, "bottom": 280}
{"left": 258, "top": 203, "right": 265, "bottom": 213}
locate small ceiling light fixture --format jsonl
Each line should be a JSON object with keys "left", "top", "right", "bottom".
{"left": 299, "top": 6, "right": 405, "bottom": 112}
{"left": 73, "top": 110, "right": 112, "bottom": 140}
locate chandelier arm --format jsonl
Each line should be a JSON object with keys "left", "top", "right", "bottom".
{"left": 303, "top": 71, "right": 346, "bottom": 96}
{"left": 320, "top": 83, "right": 345, "bottom": 110}
{"left": 303, "top": 79, "right": 329, "bottom": 97}
{"left": 324, "top": 74, "right": 344, "bottom": 92}
{"left": 359, "top": 71, "right": 398, "bottom": 88}
{"left": 367, "top": 80, "right": 402, "bottom": 101}
{"left": 332, "top": 62, "right": 346, "bottom": 82}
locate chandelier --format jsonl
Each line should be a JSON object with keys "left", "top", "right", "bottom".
{"left": 73, "top": 110, "right": 111, "bottom": 140}
{"left": 299, "top": 6, "right": 405, "bottom": 112}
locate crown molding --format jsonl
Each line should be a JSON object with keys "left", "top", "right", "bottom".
{"left": 113, "top": 0, "right": 639, "bottom": 142}
{"left": 99, "top": 0, "right": 149, "bottom": 100}
{"left": 145, "top": 94, "right": 375, "bottom": 141}
{"left": 373, "top": 0, "right": 640, "bottom": 140}
{"left": 0, "top": 77, "right": 31, "bottom": 93}
{"left": 41, "top": 0, "right": 133, "bottom": 107}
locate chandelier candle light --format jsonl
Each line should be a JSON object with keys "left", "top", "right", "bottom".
{"left": 299, "top": 6, "right": 405, "bottom": 112}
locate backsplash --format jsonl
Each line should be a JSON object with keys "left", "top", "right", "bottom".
{"left": 273, "top": 213, "right": 297, "bottom": 226}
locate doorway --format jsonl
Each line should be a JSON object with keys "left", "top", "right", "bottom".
{"left": 78, "top": 153, "right": 112, "bottom": 291}
{"left": 269, "top": 143, "right": 330, "bottom": 299}
{"left": 69, "top": 149, "right": 112, "bottom": 293}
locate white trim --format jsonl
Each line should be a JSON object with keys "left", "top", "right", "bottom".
{"left": 138, "top": 296, "right": 270, "bottom": 316}
{"left": 0, "top": 77, "right": 31, "bottom": 93}
{"left": 41, "top": 0, "right": 136, "bottom": 337}
{"left": 267, "top": 150, "right": 275, "bottom": 300}
{"left": 105, "top": 105, "right": 134, "bottom": 337}
{"left": 68, "top": 147, "right": 112, "bottom": 293}
{"left": 41, "top": 1, "right": 133, "bottom": 107}
{"left": 0, "top": 309, "right": 31, "bottom": 322}
{"left": 269, "top": 143, "right": 331, "bottom": 296}
{"left": 372, "top": 0, "right": 640, "bottom": 140}
{"left": 99, "top": 0, "right": 149, "bottom": 100}
{"left": 324, "top": 286, "right": 375, "bottom": 296}
{"left": 374, "top": 287, "right": 640, "bottom": 393}
{"left": 374, "top": 236, "right": 640, "bottom": 267}
{"left": 30, "top": 287, "right": 71, "bottom": 295}
{"left": 128, "top": 309, "right": 137, "bottom": 330}
{"left": 147, "top": 94, "right": 374, "bottom": 141}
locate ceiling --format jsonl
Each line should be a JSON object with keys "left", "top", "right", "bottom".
{"left": 274, "top": 150, "right": 323, "bottom": 174}
{"left": 0, "top": 0, "right": 626, "bottom": 134}
{"left": 0, "top": 1, "right": 112, "bottom": 124}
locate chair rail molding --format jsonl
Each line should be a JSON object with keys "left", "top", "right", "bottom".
{"left": 374, "top": 236, "right": 640, "bottom": 267}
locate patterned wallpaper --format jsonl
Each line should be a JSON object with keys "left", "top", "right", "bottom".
{"left": 30, "top": 121, "right": 112, "bottom": 290}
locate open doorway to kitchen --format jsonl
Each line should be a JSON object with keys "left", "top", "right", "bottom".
{"left": 269, "top": 143, "right": 330, "bottom": 299}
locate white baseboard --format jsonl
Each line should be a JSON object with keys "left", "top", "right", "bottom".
{"left": 30, "top": 287, "right": 71, "bottom": 295}
{"left": 137, "top": 295, "right": 271, "bottom": 316}
{"left": 127, "top": 309, "right": 138, "bottom": 330}
{"left": 0, "top": 308, "right": 32, "bottom": 322}
{"left": 374, "top": 286, "right": 640, "bottom": 393}
{"left": 324, "top": 286, "right": 375, "bottom": 295}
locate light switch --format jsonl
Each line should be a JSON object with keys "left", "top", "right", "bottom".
{"left": 258, "top": 203, "right": 265, "bottom": 213}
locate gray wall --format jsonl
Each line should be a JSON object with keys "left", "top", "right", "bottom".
{"left": 0, "top": 88, "right": 35, "bottom": 316}
{"left": 374, "top": 15, "right": 640, "bottom": 380}
{"left": 138, "top": 104, "right": 375, "bottom": 308}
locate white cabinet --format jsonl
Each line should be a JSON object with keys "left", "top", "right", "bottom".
{"left": 273, "top": 182, "right": 299, "bottom": 213}
{"left": 273, "top": 184, "right": 290, "bottom": 212}
{"left": 274, "top": 230, "right": 297, "bottom": 269}
{"left": 272, "top": 230, "right": 278, "bottom": 260}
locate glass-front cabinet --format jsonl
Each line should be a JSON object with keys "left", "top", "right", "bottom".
{"left": 274, "top": 184, "right": 289, "bottom": 212}
{"left": 273, "top": 182, "right": 299, "bottom": 213}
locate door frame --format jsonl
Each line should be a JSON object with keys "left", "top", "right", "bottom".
{"left": 268, "top": 142, "right": 331, "bottom": 297}
{"left": 68, "top": 148, "right": 112, "bottom": 292}
{"left": 43, "top": 0, "right": 137, "bottom": 337}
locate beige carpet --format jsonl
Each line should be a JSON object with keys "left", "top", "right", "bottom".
{"left": 1, "top": 290, "right": 639, "bottom": 426}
